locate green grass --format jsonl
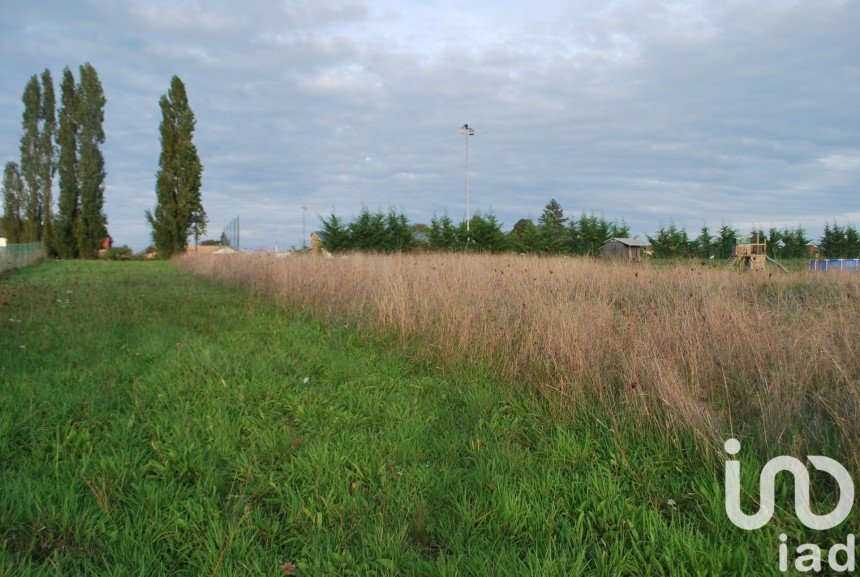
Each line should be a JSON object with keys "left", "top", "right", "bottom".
{"left": 0, "top": 260, "right": 830, "bottom": 575}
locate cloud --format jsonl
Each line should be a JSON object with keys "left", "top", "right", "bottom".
{"left": 281, "top": 0, "right": 371, "bottom": 28}
{"left": 0, "top": 0, "right": 857, "bottom": 250}
{"left": 819, "top": 154, "right": 860, "bottom": 171}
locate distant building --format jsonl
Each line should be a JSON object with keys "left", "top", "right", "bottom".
{"left": 185, "top": 244, "right": 227, "bottom": 255}
{"left": 97, "top": 235, "right": 113, "bottom": 258}
{"left": 600, "top": 238, "right": 650, "bottom": 261}
{"left": 309, "top": 231, "right": 334, "bottom": 257}
{"left": 310, "top": 231, "right": 323, "bottom": 253}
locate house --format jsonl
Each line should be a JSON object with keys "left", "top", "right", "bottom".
{"left": 185, "top": 244, "right": 227, "bottom": 256}
{"left": 97, "top": 235, "right": 113, "bottom": 258}
{"left": 600, "top": 237, "right": 650, "bottom": 261}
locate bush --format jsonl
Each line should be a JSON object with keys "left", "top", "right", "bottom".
{"left": 103, "top": 245, "right": 134, "bottom": 260}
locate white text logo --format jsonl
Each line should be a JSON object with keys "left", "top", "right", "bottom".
{"left": 724, "top": 438, "right": 856, "bottom": 573}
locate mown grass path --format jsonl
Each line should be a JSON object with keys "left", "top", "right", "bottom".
{"left": 1, "top": 261, "right": 779, "bottom": 575}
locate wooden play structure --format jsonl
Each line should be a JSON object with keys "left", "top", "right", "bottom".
{"left": 729, "top": 234, "right": 788, "bottom": 272}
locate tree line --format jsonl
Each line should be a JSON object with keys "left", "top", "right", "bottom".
{"left": 320, "top": 207, "right": 508, "bottom": 253}
{"left": 649, "top": 222, "right": 860, "bottom": 259}
{"left": 2, "top": 64, "right": 107, "bottom": 258}
{"left": 819, "top": 223, "right": 860, "bottom": 259}
{"left": 2, "top": 68, "right": 205, "bottom": 259}
{"left": 318, "top": 199, "right": 630, "bottom": 255}
{"left": 320, "top": 199, "right": 859, "bottom": 259}
{"left": 647, "top": 223, "right": 805, "bottom": 259}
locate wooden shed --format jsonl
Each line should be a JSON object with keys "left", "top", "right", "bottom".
{"left": 600, "top": 237, "right": 650, "bottom": 261}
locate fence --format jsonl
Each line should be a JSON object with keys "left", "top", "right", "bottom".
{"left": 0, "top": 242, "right": 46, "bottom": 274}
{"left": 809, "top": 258, "right": 860, "bottom": 272}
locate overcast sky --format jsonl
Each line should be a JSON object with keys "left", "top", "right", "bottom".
{"left": 1, "top": 0, "right": 858, "bottom": 250}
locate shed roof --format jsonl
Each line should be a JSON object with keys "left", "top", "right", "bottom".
{"left": 605, "top": 237, "right": 649, "bottom": 247}
{"left": 186, "top": 244, "right": 226, "bottom": 255}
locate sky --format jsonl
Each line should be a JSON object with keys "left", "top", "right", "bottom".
{"left": 1, "top": 0, "right": 858, "bottom": 251}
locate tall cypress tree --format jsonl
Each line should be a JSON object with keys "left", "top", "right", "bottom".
{"left": 19, "top": 75, "right": 41, "bottom": 242}
{"left": 38, "top": 69, "right": 56, "bottom": 251}
{"left": 55, "top": 67, "right": 80, "bottom": 258}
{"left": 146, "top": 75, "right": 205, "bottom": 258}
{"left": 319, "top": 213, "right": 350, "bottom": 251}
{"left": 715, "top": 224, "right": 737, "bottom": 259}
{"left": 429, "top": 212, "right": 459, "bottom": 250}
{"left": 537, "top": 198, "right": 567, "bottom": 253}
{"left": 695, "top": 225, "right": 712, "bottom": 258}
{"left": 2, "top": 162, "right": 24, "bottom": 243}
{"left": 76, "top": 63, "right": 107, "bottom": 258}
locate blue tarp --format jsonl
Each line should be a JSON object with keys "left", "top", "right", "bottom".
{"left": 809, "top": 259, "right": 860, "bottom": 271}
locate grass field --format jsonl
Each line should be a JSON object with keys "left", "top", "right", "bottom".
{"left": 181, "top": 253, "right": 860, "bottom": 473}
{"left": 0, "top": 260, "right": 852, "bottom": 575}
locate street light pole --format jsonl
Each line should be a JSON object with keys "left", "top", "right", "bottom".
{"left": 302, "top": 203, "right": 308, "bottom": 250}
{"left": 460, "top": 123, "right": 475, "bottom": 232}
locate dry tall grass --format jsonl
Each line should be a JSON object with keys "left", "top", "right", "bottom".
{"left": 179, "top": 253, "right": 860, "bottom": 467}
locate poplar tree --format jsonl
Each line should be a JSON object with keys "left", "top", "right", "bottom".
{"left": 76, "top": 63, "right": 107, "bottom": 258}
{"left": 19, "top": 75, "right": 41, "bottom": 241}
{"left": 55, "top": 67, "right": 80, "bottom": 258}
{"left": 147, "top": 75, "right": 205, "bottom": 258}
{"left": 2, "top": 162, "right": 24, "bottom": 242}
{"left": 38, "top": 69, "right": 56, "bottom": 250}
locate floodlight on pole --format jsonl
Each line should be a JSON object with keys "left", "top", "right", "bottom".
{"left": 302, "top": 203, "right": 308, "bottom": 250}
{"left": 460, "top": 123, "right": 475, "bottom": 232}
